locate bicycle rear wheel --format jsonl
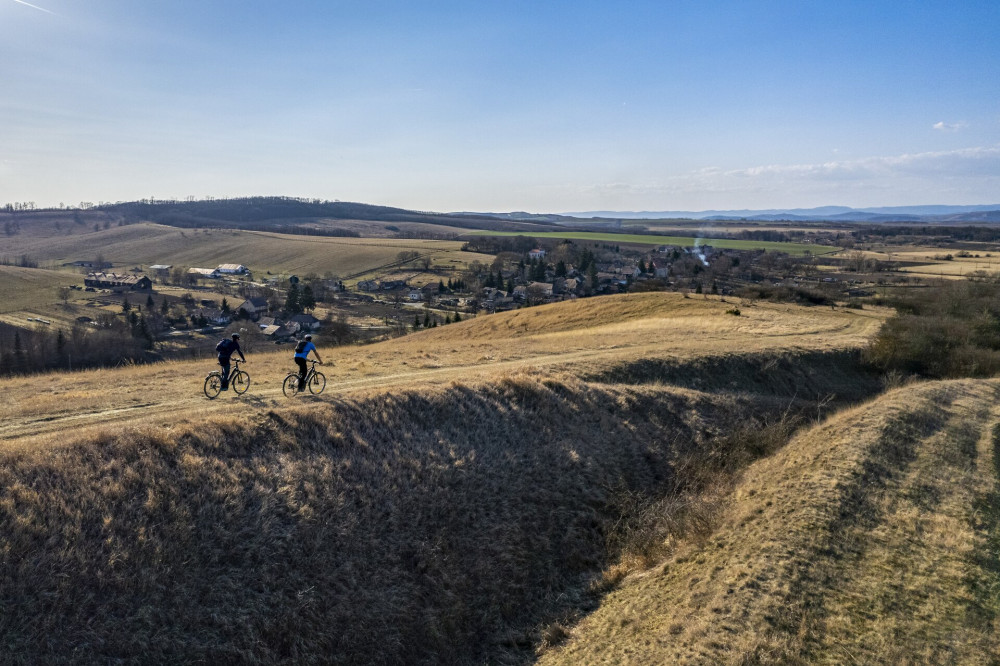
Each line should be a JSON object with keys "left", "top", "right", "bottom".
{"left": 232, "top": 371, "right": 251, "bottom": 395}
{"left": 282, "top": 373, "right": 300, "bottom": 397}
{"left": 204, "top": 373, "right": 222, "bottom": 399}
{"left": 308, "top": 371, "right": 326, "bottom": 395}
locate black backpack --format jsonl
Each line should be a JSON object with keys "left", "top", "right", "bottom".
{"left": 216, "top": 338, "right": 234, "bottom": 355}
{"left": 294, "top": 339, "right": 308, "bottom": 354}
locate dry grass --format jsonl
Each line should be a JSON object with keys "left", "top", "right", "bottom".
{"left": 0, "top": 372, "right": 806, "bottom": 664}
{"left": 0, "top": 293, "right": 885, "bottom": 446}
{"left": 0, "top": 291, "right": 928, "bottom": 663}
{"left": 0, "top": 265, "right": 84, "bottom": 313}
{"left": 539, "top": 379, "right": 1000, "bottom": 664}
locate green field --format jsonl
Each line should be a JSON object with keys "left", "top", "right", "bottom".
{"left": 467, "top": 230, "right": 840, "bottom": 256}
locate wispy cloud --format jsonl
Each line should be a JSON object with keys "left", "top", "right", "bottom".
{"left": 573, "top": 146, "right": 1000, "bottom": 207}
{"left": 11, "top": 0, "right": 55, "bottom": 14}
{"left": 933, "top": 121, "right": 967, "bottom": 132}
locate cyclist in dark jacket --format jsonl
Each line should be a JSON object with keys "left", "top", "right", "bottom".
{"left": 294, "top": 334, "right": 323, "bottom": 389}
{"left": 218, "top": 332, "right": 246, "bottom": 390}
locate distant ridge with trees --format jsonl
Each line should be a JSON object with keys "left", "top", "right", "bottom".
{"left": 96, "top": 196, "right": 565, "bottom": 234}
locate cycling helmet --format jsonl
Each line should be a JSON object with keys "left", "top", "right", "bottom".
{"left": 304, "top": 334, "right": 312, "bottom": 340}
{"left": 232, "top": 333, "right": 240, "bottom": 339}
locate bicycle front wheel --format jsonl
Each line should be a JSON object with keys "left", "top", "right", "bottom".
{"left": 232, "top": 371, "right": 251, "bottom": 395}
{"left": 282, "top": 374, "right": 300, "bottom": 398}
{"left": 308, "top": 371, "right": 326, "bottom": 395}
{"left": 204, "top": 373, "right": 222, "bottom": 399}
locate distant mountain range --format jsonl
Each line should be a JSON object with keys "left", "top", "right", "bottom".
{"left": 557, "top": 205, "right": 1000, "bottom": 223}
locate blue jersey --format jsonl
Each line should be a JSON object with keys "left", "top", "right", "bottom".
{"left": 294, "top": 341, "right": 316, "bottom": 359}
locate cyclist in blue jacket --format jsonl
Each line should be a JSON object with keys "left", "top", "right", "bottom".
{"left": 294, "top": 334, "right": 323, "bottom": 389}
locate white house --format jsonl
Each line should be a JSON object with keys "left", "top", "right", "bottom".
{"left": 187, "top": 267, "right": 220, "bottom": 279}
{"left": 528, "top": 249, "right": 547, "bottom": 260}
{"left": 216, "top": 264, "right": 249, "bottom": 275}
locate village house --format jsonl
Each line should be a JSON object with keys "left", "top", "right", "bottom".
{"left": 149, "top": 264, "right": 172, "bottom": 278}
{"left": 528, "top": 281, "right": 554, "bottom": 297}
{"left": 379, "top": 279, "right": 408, "bottom": 291}
{"left": 289, "top": 313, "right": 321, "bottom": 331}
{"left": 262, "top": 324, "right": 296, "bottom": 342}
{"left": 84, "top": 272, "right": 152, "bottom": 292}
{"left": 528, "top": 248, "right": 547, "bottom": 260}
{"left": 649, "top": 260, "right": 670, "bottom": 278}
{"left": 236, "top": 296, "right": 269, "bottom": 319}
{"left": 257, "top": 316, "right": 280, "bottom": 329}
{"left": 191, "top": 308, "right": 232, "bottom": 327}
{"left": 357, "top": 279, "right": 379, "bottom": 292}
{"left": 407, "top": 289, "right": 423, "bottom": 302}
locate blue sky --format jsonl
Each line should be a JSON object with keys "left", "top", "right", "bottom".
{"left": 2, "top": 0, "right": 998, "bottom": 212}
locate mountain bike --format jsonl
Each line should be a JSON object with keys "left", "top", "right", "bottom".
{"left": 283, "top": 359, "right": 326, "bottom": 397}
{"left": 204, "top": 359, "right": 250, "bottom": 399}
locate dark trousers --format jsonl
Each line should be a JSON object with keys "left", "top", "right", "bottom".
{"left": 219, "top": 358, "right": 231, "bottom": 387}
{"left": 295, "top": 357, "right": 308, "bottom": 389}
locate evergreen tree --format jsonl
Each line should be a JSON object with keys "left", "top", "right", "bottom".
{"left": 301, "top": 285, "right": 316, "bottom": 312}
{"left": 285, "top": 283, "right": 302, "bottom": 314}
{"left": 160, "top": 298, "right": 169, "bottom": 316}
{"left": 638, "top": 260, "right": 646, "bottom": 274}
{"left": 220, "top": 297, "right": 231, "bottom": 314}
{"left": 453, "top": 312, "right": 462, "bottom": 323}
{"left": 146, "top": 293, "right": 155, "bottom": 309}
{"left": 587, "top": 262, "right": 599, "bottom": 291}
{"left": 121, "top": 298, "right": 131, "bottom": 314}
{"left": 438, "top": 279, "right": 445, "bottom": 293}
{"left": 506, "top": 278, "right": 514, "bottom": 294}
{"left": 423, "top": 312, "right": 430, "bottom": 327}
{"left": 413, "top": 314, "right": 420, "bottom": 331}
{"left": 555, "top": 260, "right": 567, "bottom": 277}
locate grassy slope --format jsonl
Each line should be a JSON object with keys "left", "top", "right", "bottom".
{"left": 0, "top": 265, "right": 84, "bottom": 313}
{"left": 0, "top": 293, "right": 886, "bottom": 445}
{"left": 540, "top": 379, "right": 1000, "bottom": 664}
{"left": 0, "top": 222, "right": 491, "bottom": 276}
{"left": 9, "top": 292, "right": 969, "bottom": 663}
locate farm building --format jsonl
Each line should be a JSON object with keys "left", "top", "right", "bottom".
{"left": 84, "top": 272, "right": 152, "bottom": 292}
{"left": 187, "top": 268, "right": 220, "bottom": 279}
{"left": 216, "top": 264, "right": 249, "bottom": 275}
{"left": 149, "top": 264, "right": 172, "bottom": 277}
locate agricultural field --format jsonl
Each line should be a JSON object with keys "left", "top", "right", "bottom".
{"left": 0, "top": 222, "right": 493, "bottom": 278}
{"left": 467, "top": 229, "right": 841, "bottom": 256}
{"left": 0, "top": 265, "right": 84, "bottom": 313}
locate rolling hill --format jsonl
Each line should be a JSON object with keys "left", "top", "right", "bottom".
{"left": 3, "top": 293, "right": 995, "bottom": 662}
